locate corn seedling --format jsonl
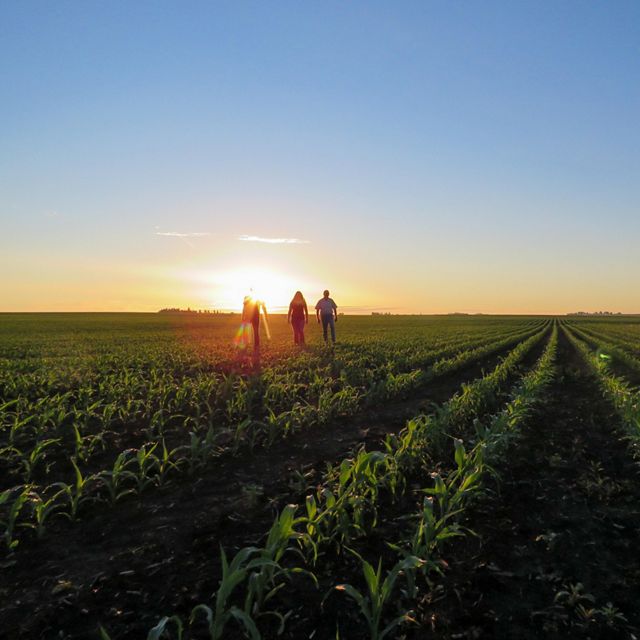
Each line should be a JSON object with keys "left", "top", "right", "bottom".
{"left": 0, "top": 485, "right": 31, "bottom": 549}
{"left": 131, "top": 442, "right": 159, "bottom": 493}
{"left": 30, "top": 488, "right": 65, "bottom": 539}
{"left": 190, "top": 545, "right": 272, "bottom": 640}
{"left": 156, "top": 439, "right": 182, "bottom": 485}
{"left": 387, "top": 497, "right": 441, "bottom": 598}
{"left": 330, "top": 553, "right": 421, "bottom": 640}
{"left": 245, "top": 505, "right": 317, "bottom": 628}
{"left": 99, "top": 450, "right": 136, "bottom": 503}
{"left": 53, "top": 458, "right": 96, "bottom": 521}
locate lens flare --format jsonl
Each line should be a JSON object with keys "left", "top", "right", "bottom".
{"left": 234, "top": 322, "right": 253, "bottom": 350}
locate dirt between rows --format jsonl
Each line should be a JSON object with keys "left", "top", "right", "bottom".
{"left": 423, "top": 328, "right": 640, "bottom": 639}
{"left": 0, "top": 333, "right": 549, "bottom": 639}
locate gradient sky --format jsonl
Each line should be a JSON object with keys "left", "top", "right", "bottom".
{"left": 1, "top": 1, "right": 639, "bottom": 313}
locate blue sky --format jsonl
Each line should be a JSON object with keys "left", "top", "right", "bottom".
{"left": 1, "top": 1, "right": 639, "bottom": 312}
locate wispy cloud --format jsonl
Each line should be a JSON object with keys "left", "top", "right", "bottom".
{"left": 155, "top": 231, "right": 210, "bottom": 238}
{"left": 238, "top": 235, "right": 310, "bottom": 244}
{"left": 154, "top": 230, "right": 211, "bottom": 248}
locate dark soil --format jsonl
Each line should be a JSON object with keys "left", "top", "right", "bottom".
{"left": 0, "top": 334, "right": 547, "bottom": 640}
{"left": 423, "top": 327, "right": 640, "bottom": 639}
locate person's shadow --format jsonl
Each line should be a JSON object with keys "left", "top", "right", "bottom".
{"left": 251, "top": 349, "right": 261, "bottom": 372}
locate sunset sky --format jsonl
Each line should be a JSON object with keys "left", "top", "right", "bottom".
{"left": 2, "top": 2, "right": 639, "bottom": 314}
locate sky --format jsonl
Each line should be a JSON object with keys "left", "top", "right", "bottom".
{"left": 1, "top": 1, "right": 639, "bottom": 314}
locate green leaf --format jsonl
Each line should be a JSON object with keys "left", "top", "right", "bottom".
{"left": 380, "top": 612, "right": 415, "bottom": 639}
{"left": 229, "top": 606, "right": 261, "bottom": 640}
{"left": 334, "top": 583, "right": 366, "bottom": 611}
{"left": 147, "top": 615, "right": 184, "bottom": 640}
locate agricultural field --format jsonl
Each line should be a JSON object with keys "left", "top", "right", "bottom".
{"left": 1, "top": 313, "right": 640, "bottom": 640}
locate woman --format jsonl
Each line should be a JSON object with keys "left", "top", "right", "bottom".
{"left": 288, "top": 291, "right": 308, "bottom": 345}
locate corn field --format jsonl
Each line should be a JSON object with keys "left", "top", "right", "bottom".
{"left": 1, "top": 313, "right": 639, "bottom": 639}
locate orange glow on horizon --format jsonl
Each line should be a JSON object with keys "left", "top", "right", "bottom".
{"left": 193, "top": 266, "right": 315, "bottom": 312}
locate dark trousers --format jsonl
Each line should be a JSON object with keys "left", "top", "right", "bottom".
{"left": 292, "top": 318, "right": 305, "bottom": 344}
{"left": 252, "top": 319, "right": 260, "bottom": 350}
{"left": 321, "top": 314, "right": 336, "bottom": 343}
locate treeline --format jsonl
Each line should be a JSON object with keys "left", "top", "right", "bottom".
{"left": 568, "top": 311, "right": 623, "bottom": 316}
{"left": 158, "top": 308, "right": 233, "bottom": 315}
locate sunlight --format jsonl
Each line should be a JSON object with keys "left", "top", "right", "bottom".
{"left": 203, "top": 267, "right": 306, "bottom": 312}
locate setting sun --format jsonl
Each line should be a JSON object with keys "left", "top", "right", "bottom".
{"left": 200, "top": 267, "right": 313, "bottom": 312}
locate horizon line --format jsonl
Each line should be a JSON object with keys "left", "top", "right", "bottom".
{"left": 1, "top": 310, "right": 638, "bottom": 316}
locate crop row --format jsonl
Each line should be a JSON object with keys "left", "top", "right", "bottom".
{"left": 0, "top": 324, "right": 550, "bottom": 550}
{"left": 101, "top": 324, "right": 558, "bottom": 639}
{"left": 0, "top": 322, "right": 544, "bottom": 454}
{"left": 0, "top": 318, "right": 544, "bottom": 398}
{"left": 564, "top": 322, "right": 640, "bottom": 376}
{"left": 565, "top": 320, "right": 640, "bottom": 353}
{"left": 563, "top": 324, "right": 640, "bottom": 453}
{"left": 0, "top": 322, "right": 547, "bottom": 493}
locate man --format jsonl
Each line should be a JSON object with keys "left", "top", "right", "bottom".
{"left": 315, "top": 289, "right": 338, "bottom": 344}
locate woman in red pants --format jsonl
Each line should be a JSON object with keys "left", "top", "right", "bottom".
{"left": 287, "top": 291, "right": 308, "bottom": 345}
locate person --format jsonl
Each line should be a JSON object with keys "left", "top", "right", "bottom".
{"left": 288, "top": 291, "right": 309, "bottom": 345}
{"left": 315, "top": 289, "right": 338, "bottom": 344}
{"left": 241, "top": 294, "right": 267, "bottom": 352}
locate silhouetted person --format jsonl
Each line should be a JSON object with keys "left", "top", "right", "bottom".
{"left": 315, "top": 289, "right": 338, "bottom": 344}
{"left": 288, "top": 291, "right": 309, "bottom": 345}
{"left": 242, "top": 295, "right": 267, "bottom": 352}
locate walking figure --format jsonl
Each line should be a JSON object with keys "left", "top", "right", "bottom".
{"left": 238, "top": 294, "right": 268, "bottom": 353}
{"left": 288, "top": 291, "right": 308, "bottom": 345}
{"left": 315, "top": 289, "right": 338, "bottom": 344}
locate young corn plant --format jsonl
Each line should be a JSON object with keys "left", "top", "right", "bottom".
{"left": 383, "top": 418, "right": 431, "bottom": 498}
{"left": 155, "top": 439, "right": 182, "bottom": 486}
{"left": 0, "top": 485, "right": 32, "bottom": 550}
{"left": 387, "top": 497, "right": 443, "bottom": 599}
{"left": 245, "top": 505, "right": 317, "bottom": 630}
{"left": 183, "top": 428, "right": 219, "bottom": 474}
{"left": 98, "top": 450, "right": 136, "bottom": 504}
{"left": 6, "top": 438, "right": 60, "bottom": 482}
{"left": 131, "top": 442, "right": 160, "bottom": 494}
{"left": 336, "top": 450, "right": 390, "bottom": 537}
{"left": 190, "top": 546, "right": 273, "bottom": 640}
{"left": 317, "top": 387, "right": 360, "bottom": 424}
{"left": 70, "top": 423, "right": 105, "bottom": 463}
{"left": 2, "top": 401, "right": 36, "bottom": 447}
{"left": 330, "top": 553, "right": 421, "bottom": 640}
{"left": 30, "top": 488, "right": 65, "bottom": 539}
{"left": 232, "top": 418, "right": 259, "bottom": 454}
{"left": 418, "top": 440, "right": 487, "bottom": 556}
{"left": 54, "top": 458, "right": 97, "bottom": 521}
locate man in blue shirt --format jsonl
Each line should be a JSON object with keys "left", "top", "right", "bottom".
{"left": 315, "top": 290, "right": 338, "bottom": 344}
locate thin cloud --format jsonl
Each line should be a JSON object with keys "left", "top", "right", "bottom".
{"left": 238, "top": 235, "right": 310, "bottom": 244}
{"left": 155, "top": 232, "right": 210, "bottom": 238}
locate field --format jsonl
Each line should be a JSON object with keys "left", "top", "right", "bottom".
{"left": 1, "top": 313, "right": 640, "bottom": 640}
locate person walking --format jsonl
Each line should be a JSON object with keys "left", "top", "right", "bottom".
{"left": 241, "top": 294, "right": 267, "bottom": 352}
{"left": 315, "top": 289, "right": 338, "bottom": 344}
{"left": 288, "top": 291, "right": 308, "bottom": 345}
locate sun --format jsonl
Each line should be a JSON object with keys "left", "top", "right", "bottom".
{"left": 204, "top": 267, "right": 305, "bottom": 312}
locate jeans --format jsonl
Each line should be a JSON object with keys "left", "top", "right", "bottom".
{"left": 321, "top": 314, "right": 336, "bottom": 343}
